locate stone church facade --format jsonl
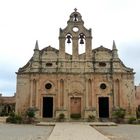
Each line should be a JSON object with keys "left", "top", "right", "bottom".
{"left": 16, "top": 9, "right": 136, "bottom": 120}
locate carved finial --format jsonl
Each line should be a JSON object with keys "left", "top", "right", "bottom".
{"left": 34, "top": 40, "right": 39, "bottom": 50}
{"left": 74, "top": 8, "right": 77, "bottom": 12}
{"left": 112, "top": 40, "right": 118, "bottom": 59}
{"left": 112, "top": 40, "right": 117, "bottom": 50}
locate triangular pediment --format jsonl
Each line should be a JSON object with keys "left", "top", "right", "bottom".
{"left": 40, "top": 46, "right": 59, "bottom": 54}
{"left": 93, "top": 46, "right": 111, "bottom": 52}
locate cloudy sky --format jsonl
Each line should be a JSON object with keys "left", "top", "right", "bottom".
{"left": 0, "top": 0, "right": 140, "bottom": 96}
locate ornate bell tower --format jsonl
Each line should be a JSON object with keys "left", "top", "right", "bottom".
{"left": 59, "top": 9, "right": 92, "bottom": 61}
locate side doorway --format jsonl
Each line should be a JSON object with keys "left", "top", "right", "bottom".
{"left": 43, "top": 97, "right": 53, "bottom": 118}
{"left": 98, "top": 97, "right": 109, "bottom": 118}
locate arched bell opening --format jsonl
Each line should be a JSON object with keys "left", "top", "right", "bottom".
{"left": 79, "top": 33, "right": 85, "bottom": 54}
{"left": 73, "top": 13, "right": 78, "bottom": 22}
{"left": 65, "top": 33, "right": 72, "bottom": 54}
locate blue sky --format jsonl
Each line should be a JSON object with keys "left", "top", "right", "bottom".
{"left": 0, "top": 0, "right": 140, "bottom": 96}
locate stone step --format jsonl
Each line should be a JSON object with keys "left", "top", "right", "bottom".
{"left": 36, "top": 121, "right": 117, "bottom": 126}
{"left": 36, "top": 122, "right": 55, "bottom": 126}
{"left": 0, "top": 117, "right": 7, "bottom": 123}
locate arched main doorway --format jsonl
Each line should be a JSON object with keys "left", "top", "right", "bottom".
{"left": 70, "top": 97, "right": 81, "bottom": 118}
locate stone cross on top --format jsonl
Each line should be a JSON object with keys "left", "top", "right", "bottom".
{"left": 74, "top": 8, "right": 77, "bottom": 12}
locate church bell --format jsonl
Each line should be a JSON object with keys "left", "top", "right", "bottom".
{"left": 79, "top": 34, "right": 84, "bottom": 44}
{"left": 80, "top": 38, "right": 84, "bottom": 44}
{"left": 67, "top": 35, "right": 71, "bottom": 43}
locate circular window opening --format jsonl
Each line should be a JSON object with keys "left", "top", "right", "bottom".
{"left": 73, "top": 27, "right": 79, "bottom": 32}
{"left": 100, "top": 83, "right": 107, "bottom": 89}
{"left": 45, "top": 83, "right": 52, "bottom": 89}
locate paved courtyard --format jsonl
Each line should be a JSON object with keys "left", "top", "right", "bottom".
{"left": 48, "top": 123, "right": 109, "bottom": 140}
{"left": 95, "top": 124, "right": 140, "bottom": 140}
{"left": 0, "top": 123, "right": 53, "bottom": 140}
{"left": 1, "top": 123, "right": 140, "bottom": 140}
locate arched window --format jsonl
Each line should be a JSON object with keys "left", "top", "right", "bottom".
{"left": 73, "top": 13, "right": 78, "bottom": 21}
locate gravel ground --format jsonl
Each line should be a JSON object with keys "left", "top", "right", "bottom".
{"left": 0, "top": 123, "right": 54, "bottom": 140}
{"left": 95, "top": 124, "right": 140, "bottom": 140}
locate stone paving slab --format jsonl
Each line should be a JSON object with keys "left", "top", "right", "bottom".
{"left": 96, "top": 125, "right": 140, "bottom": 140}
{"left": 48, "top": 123, "right": 110, "bottom": 140}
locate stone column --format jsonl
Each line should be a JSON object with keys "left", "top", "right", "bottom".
{"left": 35, "top": 80, "right": 39, "bottom": 108}
{"left": 57, "top": 80, "right": 61, "bottom": 109}
{"left": 118, "top": 80, "right": 121, "bottom": 107}
{"left": 92, "top": 78, "right": 96, "bottom": 109}
{"left": 55, "top": 80, "right": 59, "bottom": 110}
{"left": 113, "top": 80, "right": 116, "bottom": 107}
{"left": 30, "top": 80, "right": 33, "bottom": 107}
{"left": 60, "top": 79, "right": 64, "bottom": 109}
{"left": 91, "top": 79, "right": 95, "bottom": 107}
{"left": 88, "top": 79, "right": 92, "bottom": 108}
{"left": 85, "top": 79, "right": 89, "bottom": 109}
{"left": 72, "top": 37, "right": 79, "bottom": 60}
{"left": 59, "top": 37, "right": 65, "bottom": 60}
{"left": 86, "top": 37, "right": 92, "bottom": 60}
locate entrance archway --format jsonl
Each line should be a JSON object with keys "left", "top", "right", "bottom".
{"left": 99, "top": 97, "right": 109, "bottom": 118}
{"left": 43, "top": 97, "right": 53, "bottom": 118}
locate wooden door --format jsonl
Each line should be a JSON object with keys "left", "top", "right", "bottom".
{"left": 70, "top": 97, "right": 81, "bottom": 116}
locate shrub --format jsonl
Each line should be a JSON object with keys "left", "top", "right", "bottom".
{"left": 25, "top": 107, "right": 38, "bottom": 124}
{"left": 59, "top": 113, "right": 65, "bottom": 119}
{"left": 6, "top": 112, "right": 22, "bottom": 124}
{"left": 26, "top": 107, "right": 38, "bottom": 118}
{"left": 112, "top": 107, "right": 126, "bottom": 118}
{"left": 112, "top": 107, "right": 126, "bottom": 123}
{"left": 57, "top": 113, "right": 65, "bottom": 122}
{"left": 0, "top": 110, "right": 9, "bottom": 116}
{"left": 128, "top": 117, "right": 136, "bottom": 124}
{"left": 137, "top": 119, "right": 140, "bottom": 124}
{"left": 136, "top": 105, "right": 140, "bottom": 118}
{"left": 88, "top": 115, "right": 95, "bottom": 122}
{"left": 70, "top": 113, "right": 81, "bottom": 119}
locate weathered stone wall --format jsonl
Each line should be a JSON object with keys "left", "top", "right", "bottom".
{"left": 15, "top": 10, "right": 136, "bottom": 120}
{"left": 0, "top": 94, "right": 15, "bottom": 115}
{"left": 16, "top": 75, "right": 30, "bottom": 114}
{"left": 135, "top": 85, "right": 140, "bottom": 107}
